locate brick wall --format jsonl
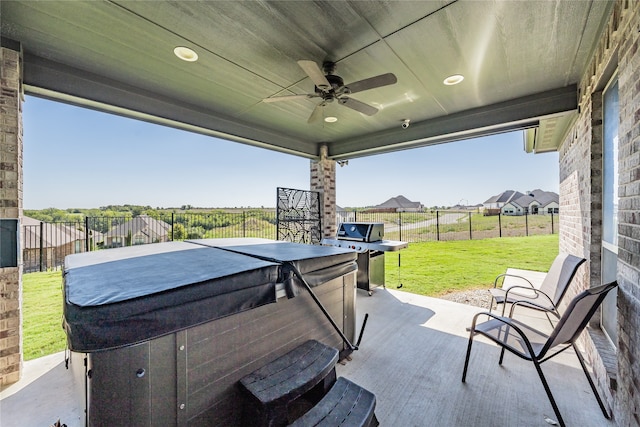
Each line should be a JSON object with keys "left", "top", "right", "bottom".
{"left": 615, "top": 0, "right": 640, "bottom": 423}
{"left": 310, "top": 144, "right": 336, "bottom": 239}
{"left": 558, "top": 1, "right": 640, "bottom": 424}
{"left": 0, "top": 45, "right": 24, "bottom": 386}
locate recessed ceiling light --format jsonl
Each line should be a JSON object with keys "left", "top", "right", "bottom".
{"left": 174, "top": 46, "right": 198, "bottom": 62}
{"left": 443, "top": 74, "right": 464, "bottom": 86}
{"left": 324, "top": 116, "right": 338, "bottom": 123}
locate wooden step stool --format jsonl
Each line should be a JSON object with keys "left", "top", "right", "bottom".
{"left": 289, "top": 377, "right": 378, "bottom": 427}
{"left": 239, "top": 340, "right": 339, "bottom": 427}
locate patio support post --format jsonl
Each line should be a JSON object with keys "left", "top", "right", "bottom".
{"left": 0, "top": 42, "right": 24, "bottom": 386}
{"left": 310, "top": 144, "right": 336, "bottom": 239}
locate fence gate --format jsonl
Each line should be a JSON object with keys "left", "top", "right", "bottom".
{"left": 276, "top": 187, "right": 321, "bottom": 244}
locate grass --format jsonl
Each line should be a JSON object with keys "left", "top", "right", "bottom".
{"left": 22, "top": 270, "right": 66, "bottom": 361}
{"left": 22, "top": 234, "right": 558, "bottom": 360}
{"left": 384, "top": 234, "right": 559, "bottom": 296}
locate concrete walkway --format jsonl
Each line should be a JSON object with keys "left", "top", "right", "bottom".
{"left": 0, "top": 351, "right": 84, "bottom": 426}
{"left": 1, "top": 289, "right": 613, "bottom": 426}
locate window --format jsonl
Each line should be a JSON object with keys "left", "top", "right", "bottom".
{"left": 601, "top": 76, "right": 618, "bottom": 346}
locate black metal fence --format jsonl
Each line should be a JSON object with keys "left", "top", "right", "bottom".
{"left": 337, "top": 210, "right": 555, "bottom": 242}
{"left": 21, "top": 210, "right": 555, "bottom": 272}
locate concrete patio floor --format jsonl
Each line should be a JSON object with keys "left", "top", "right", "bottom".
{"left": 1, "top": 288, "right": 613, "bottom": 426}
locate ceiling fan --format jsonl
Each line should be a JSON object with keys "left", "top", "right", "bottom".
{"left": 263, "top": 60, "right": 397, "bottom": 123}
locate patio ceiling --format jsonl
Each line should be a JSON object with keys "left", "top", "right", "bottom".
{"left": 0, "top": 1, "right": 612, "bottom": 160}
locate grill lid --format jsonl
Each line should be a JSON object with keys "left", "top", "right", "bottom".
{"left": 337, "top": 222, "right": 384, "bottom": 242}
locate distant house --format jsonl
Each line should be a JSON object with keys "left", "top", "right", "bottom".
{"left": 103, "top": 215, "right": 171, "bottom": 247}
{"left": 21, "top": 216, "right": 87, "bottom": 272}
{"left": 485, "top": 189, "right": 559, "bottom": 216}
{"left": 367, "top": 195, "right": 423, "bottom": 213}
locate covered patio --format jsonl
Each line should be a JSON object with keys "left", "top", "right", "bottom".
{"left": 1, "top": 288, "right": 614, "bottom": 427}
{"left": 2, "top": 1, "right": 639, "bottom": 425}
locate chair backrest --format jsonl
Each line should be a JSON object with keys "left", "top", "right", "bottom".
{"left": 538, "top": 253, "right": 586, "bottom": 306}
{"left": 540, "top": 282, "right": 618, "bottom": 357}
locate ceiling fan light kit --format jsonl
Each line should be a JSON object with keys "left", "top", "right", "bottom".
{"left": 264, "top": 60, "right": 397, "bottom": 123}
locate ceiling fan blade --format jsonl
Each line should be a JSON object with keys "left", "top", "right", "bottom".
{"left": 298, "top": 60, "right": 331, "bottom": 91}
{"left": 307, "top": 102, "right": 326, "bottom": 123}
{"left": 263, "top": 94, "right": 317, "bottom": 103}
{"left": 339, "top": 97, "right": 378, "bottom": 116}
{"left": 345, "top": 73, "right": 397, "bottom": 94}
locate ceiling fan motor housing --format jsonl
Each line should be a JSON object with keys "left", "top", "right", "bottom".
{"left": 315, "top": 74, "right": 345, "bottom": 99}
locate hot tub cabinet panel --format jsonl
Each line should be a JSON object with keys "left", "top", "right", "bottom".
{"left": 66, "top": 240, "right": 357, "bottom": 427}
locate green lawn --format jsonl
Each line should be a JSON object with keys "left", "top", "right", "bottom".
{"left": 384, "top": 234, "right": 559, "bottom": 296}
{"left": 22, "top": 234, "right": 558, "bottom": 360}
{"left": 22, "top": 270, "right": 66, "bottom": 360}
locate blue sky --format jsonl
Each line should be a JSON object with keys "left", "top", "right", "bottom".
{"left": 23, "top": 96, "right": 558, "bottom": 209}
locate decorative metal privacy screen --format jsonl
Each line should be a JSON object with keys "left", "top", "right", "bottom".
{"left": 276, "top": 187, "right": 321, "bottom": 244}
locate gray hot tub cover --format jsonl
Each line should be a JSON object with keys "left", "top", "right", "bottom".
{"left": 63, "top": 242, "right": 279, "bottom": 352}
{"left": 188, "top": 239, "right": 358, "bottom": 297}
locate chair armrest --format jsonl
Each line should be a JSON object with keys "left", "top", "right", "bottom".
{"left": 493, "top": 273, "right": 535, "bottom": 289}
{"left": 504, "top": 287, "right": 558, "bottom": 318}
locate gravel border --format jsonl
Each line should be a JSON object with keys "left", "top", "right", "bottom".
{"left": 438, "top": 289, "right": 493, "bottom": 310}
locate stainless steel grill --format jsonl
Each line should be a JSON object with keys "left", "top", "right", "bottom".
{"left": 322, "top": 223, "right": 408, "bottom": 295}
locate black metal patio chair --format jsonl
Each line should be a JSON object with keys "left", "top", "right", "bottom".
{"left": 463, "top": 281, "right": 617, "bottom": 427}
{"left": 489, "top": 253, "right": 586, "bottom": 322}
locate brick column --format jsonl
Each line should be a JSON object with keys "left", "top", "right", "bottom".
{"left": 310, "top": 145, "right": 336, "bottom": 239}
{"left": 0, "top": 45, "right": 24, "bottom": 386}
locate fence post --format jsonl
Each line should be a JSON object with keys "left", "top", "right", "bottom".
{"left": 171, "top": 213, "right": 175, "bottom": 241}
{"left": 39, "top": 221, "right": 44, "bottom": 272}
{"left": 398, "top": 211, "right": 402, "bottom": 241}
{"left": 243, "top": 211, "right": 246, "bottom": 237}
{"left": 436, "top": 211, "right": 440, "bottom": 241}
{"left": 525, "top": 211, "right": 529, "bottom": 236}
{"left": 85, "top": 217, "right": 90, "bottom": 252}
{"left": 468, "top": 212, "right": 472, "bottom": 240}
{"left": 498, "top": 213, "right": 502, "bottom": 238}
{"left": 551, "top": 211, "right": 554, "bottom": 234}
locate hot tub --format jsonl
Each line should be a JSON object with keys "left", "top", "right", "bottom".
{"left": 64, "top": 239, "right": 357, "bottom": 426}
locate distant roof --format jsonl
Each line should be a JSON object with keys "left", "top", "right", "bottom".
{"left": 104, "top": 215, "right": 171, "bottom": 237}
{"left": 509, "top": 195, "right": 535, "bottom": 208}
{"left": 484, "top": 190, "right": 525, "bottom": 204}
{"left": 529, "top": 191, "right": 559, "bottom": 207}
{"left": 376, "top": 195, "right": 422, "bottom": 209}
{"left": 498, "top": 190, "right": 559, "bottom": 209}
{"left": 22, "top": 216, "right": 86, "bottom": 248}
